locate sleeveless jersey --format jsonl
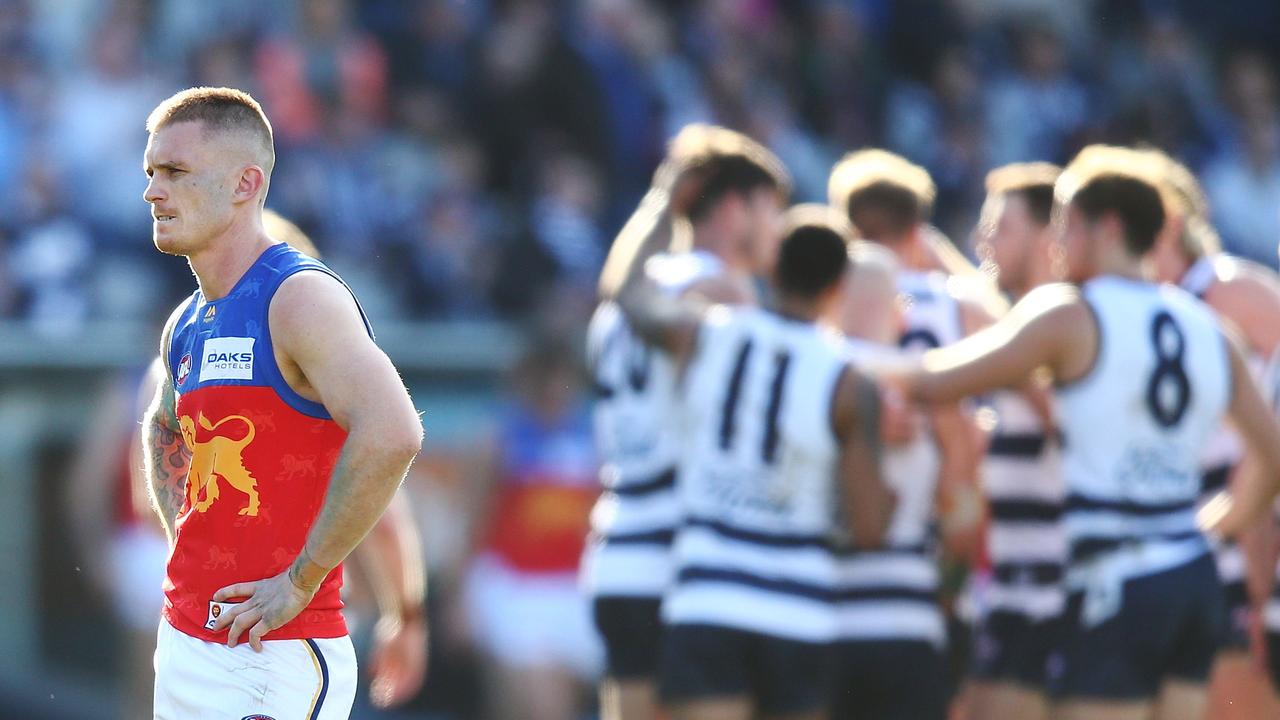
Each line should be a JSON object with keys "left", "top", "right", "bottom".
{"left": 663, "top": 307, "right": 848, "bottom": 642}
{"left": 1056, "top": 277, "right": 1229, "bottom": 583}
{"left": 582, "top": 251, "right": 725, "bottom": 597}
{"left": 1179, "top": 254, "right": 1262, "bottom": 599}
{"left": 164, "top": 243, "right": 373, "bottom": 642}
{"left": 898, "top": 269, "right": 963, "bottom": 352}
{"left": 980, "top": 390, "right": 1065, "bottom": 621}
{"left": 838, "top": 338, "right": 945, "bottom": 645}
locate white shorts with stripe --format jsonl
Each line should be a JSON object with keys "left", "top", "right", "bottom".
{"left": 153, "top": 619, "right": 356, "bottom": 720}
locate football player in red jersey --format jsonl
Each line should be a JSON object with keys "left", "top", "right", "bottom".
{"left": 141, "top": 87, "right": 422, "bottom": 719}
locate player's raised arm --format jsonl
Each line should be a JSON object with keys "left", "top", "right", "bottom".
{"left": 903, "top": 283, "right": 1092, "bottom": 405}
{"left": 1205, "top": 335, "right": 1280, "bottom": 539}
{"left": 142, "top": 307, "right": 192, "bottom": 545}
{"left": 610, "top": 168, "right": 707, "bottom": 364}
{"left": 832, "top": 364, "right": 896, "bottom": 549}
{"left": 212, "top": 271, "right": 423, "bottom": 650}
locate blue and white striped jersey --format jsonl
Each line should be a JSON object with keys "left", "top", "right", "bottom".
{"left": 662, "top": 307, "right": 849, "bottom": 642}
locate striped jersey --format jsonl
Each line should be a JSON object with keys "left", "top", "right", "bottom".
{"left": 164, "top": 243, "right": 372, "bottom": 642}
{"left": 581, "top": 251, "right": 725, "bottom": 597}
{"left": 980, "top": 390, "right": 1065, "bottom": 621}
{"left": 1179, "top": 254, "right": 1252, "bottom": 600}
{"left": 838, "top": 338, "right": 945, "bottom": 645}
{"left": 663, "top": 307, "right": 849, "bottom": 642}
{"left": 898, "top": 269, "right": 963, "bottom": 352}
{"left": 1056, "top": 277, "right": 1229, "bottom": 583}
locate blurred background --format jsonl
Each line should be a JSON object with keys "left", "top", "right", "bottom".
{"left": 3, "top": 0, "right": 1280, "bottom": 717}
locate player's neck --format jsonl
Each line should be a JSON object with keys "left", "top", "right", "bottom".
{"left": 772, "top": 295, "right": 821, "bottom": 324}
{"left": 1094, "top": 258, "right": 1146, "bottom": 283}
{"left": 188, "top": 217, "right": 275, "bottom": 301}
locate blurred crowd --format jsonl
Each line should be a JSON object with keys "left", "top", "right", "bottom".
{"left": 3, "top": 0, "right": 1280, "bottom": 332}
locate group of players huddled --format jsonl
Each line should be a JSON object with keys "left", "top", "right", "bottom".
{"left": 578, "top": 125, "right": 1280, "bottom": 720}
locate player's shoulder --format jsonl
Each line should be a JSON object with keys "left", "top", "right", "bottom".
{"left": 1015, "top": 281, "right": 1085, "bottom": 316}
{"left": 268, "top": 269, "right": 369, "bottom": 344}
{"left": 1204, "top": 255, "right": 1280, "bottom": 317}
{"left": 271, "top": 267, "right": 355, "bottom": 310}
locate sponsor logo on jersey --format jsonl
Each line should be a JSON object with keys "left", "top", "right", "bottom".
{"left": 200, "top": 336, "right": 255, "bottom": 381}
{"left": 240, "top": 715, "right": 276, "bottom": 720}
{"left": 203, "top": 305, "right": 216, "bottom": 322}
{"left": 176, "top": 353, "right": 192, "bottom": 385}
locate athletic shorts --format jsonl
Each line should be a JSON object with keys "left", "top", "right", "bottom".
{"left": 1267, "top": 632, "right": 1280, "bottom": 692}
{"left": 109, "top": 524, "right": 169, "bottom": 631}
{"left": 970, "top": 610, "right": 1061, "bottom": 689}
{"left": 1219, "top": 574, "right": 1251, "bottom": 652}
{"left": 829, "top": 639, "right": 947, "bottom": 720}
{"left": 594, "top": 596, "right": 663, "bottom": 679}
{"left": 1047, "top": 552, "right": 1224, "bottom": 701}
{"left": 659, "top": 624, "right": 831, "bottom": 715}
{"left": 464, "top": 554, "right": 602, "bottom": 679}
{"left": 153, "top": 619, "right": 356, "bottom": 720}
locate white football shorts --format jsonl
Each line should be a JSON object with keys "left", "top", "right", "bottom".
{"left": 153, "top": 619, "right": 356, "bottom": 720}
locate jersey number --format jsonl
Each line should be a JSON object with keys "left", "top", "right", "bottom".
{"left": 718, "top": 340, "right": 792, "bottom": 463}
{"left": 1145, "top": 311, "right": 1191, "bottom": 427}
{"left": 899, "top": 328, "right": 942, "bottom": 352}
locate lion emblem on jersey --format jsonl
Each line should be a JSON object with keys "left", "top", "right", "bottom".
{"left": 179, "top": 412, "right": 260, "bottom": 516}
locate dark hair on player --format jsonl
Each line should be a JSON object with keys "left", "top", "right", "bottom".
{"left": 1064, "top": 173, "right": 1166, "bottom": 257}
{"left": 684, "top": 151, "right": 791, "bottom": 223}
{"left": 773, "top": 204, "right": 854, "bottom": 300}
{"left": 985, "top": 162, "right": 1061, "bottom": 227}
{"left": 828, "top": 149, "right": 935, "bottom": 242}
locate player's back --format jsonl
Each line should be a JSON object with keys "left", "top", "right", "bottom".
{"left": 1046, "top": 277, "right": 1235, "bottom": 701}
{"left": 583, "top": 250, "right": 724, "bottom": 597}
{"left": 1058, "top": 277, "right": 1229, "bottom": 569}
{"left": 663, "top": 305, "right": 849, "bottom": 643}
{"left": 898, "top": 269, "right": 963, "bottom": 352}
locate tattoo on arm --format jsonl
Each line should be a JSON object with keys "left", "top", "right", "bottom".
{"left": 145, "top": 377, "right": 189, "bottom": 543}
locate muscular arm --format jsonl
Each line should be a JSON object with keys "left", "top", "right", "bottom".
{"left": 143, "top": 315, "right": 190, "bottom": 546}
{"left": 213, "top": 272, "right": 423, "bottom": 650}
{"left": 612, "top": 192, "right": 705, "bottom": 364}
{"left": 904, "top": 284, "right": 1093, "bottom": 404}
{"left": 832, "top": 365, "right": 895, "bottom": 549}
{"left": 598, "top": 187, "right": 676, "bottom": 300}
{"left": 274, "top": 272, "right": 424, "bottom": 586}
{"left": 1206, "top": 335, "right": 1280, "bottom": 539}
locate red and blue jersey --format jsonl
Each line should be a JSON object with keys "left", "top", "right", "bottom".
{"left": 483, "top": 404, "right": 598, "bottom": 573}
{"left": 163, "top": 242, "right": 372, "bottom": 642}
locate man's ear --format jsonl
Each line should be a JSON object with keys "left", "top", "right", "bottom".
{"left": 233, "top": 165, "right": 267, "bottom": 205}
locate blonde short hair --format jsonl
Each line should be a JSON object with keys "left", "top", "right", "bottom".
{"left": 147, "top": 87, "right": 275, "bottom": 175}
{"left": 828, "top": 149, "right": 936, "bottom": 242}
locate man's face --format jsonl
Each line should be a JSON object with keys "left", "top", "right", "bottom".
{"left": 143, "top": 121, "right": 238, "bottom": 257}
{"left": 1058, "top": 203, "right": 1097, "bottom": 284}
{"left": 743, "top": 187, "right": 785, "bottom": 275}
{"left": 978, "top": 193, "right": 1038, "bottom": 293}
